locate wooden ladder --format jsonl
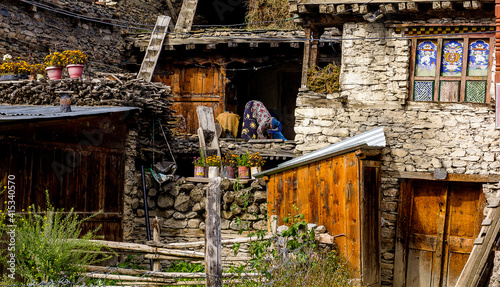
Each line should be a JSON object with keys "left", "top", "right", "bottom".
{"left": 456, "top": 198, "right": 500, "bottom": 286}
{"left": 137, "top": 15, "right": 171, "bottom": 82}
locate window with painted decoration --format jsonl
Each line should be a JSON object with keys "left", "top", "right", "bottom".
{"left": 410, "top": 32, "right": 494, "bottom": 103}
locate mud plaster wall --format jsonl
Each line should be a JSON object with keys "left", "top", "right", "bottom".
{"left": 294, "top": 22, "right": 500, "bottom": 286}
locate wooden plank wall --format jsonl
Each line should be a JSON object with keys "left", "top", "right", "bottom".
{"left": 0, "top": 116, "right": 126, "bottom": 241}
{"left": 153, "top": 66, "right": 225, "bottom": 134}
{"left": 268, "top": 152, "right": 373, "bottom": 278}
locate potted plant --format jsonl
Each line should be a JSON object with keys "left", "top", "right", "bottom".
{"left": 237, "top": 152, "right": 251, "bottom": 179}
{"left": 248, "top": 152, "right": 265, "bottom": 179}
{"left": 222, "top": 151, "right": 238, "bottom": 178}
{"left": 44, "top": 52, "right": 65, "bottom": 80}
{"left": 29, "top": 64, "right": 45, "bottom": 80}
{"left": 62, "top": 50, "right": 88, "bottom": 79}
{"left": 0, "top": 55, "right": 31, "bottom": 81}
{"left": 206, "top": 155, "right": 221, "bottom": 178}
{"left": 193, "top": 156, "right": 205, "bottom": 178}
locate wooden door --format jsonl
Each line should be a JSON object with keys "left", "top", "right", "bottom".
{"left": 153, "top": 66, "right": 225, "bottom": 134}
{"left": 395, "top": 180, "right": 485, "bottom": 287}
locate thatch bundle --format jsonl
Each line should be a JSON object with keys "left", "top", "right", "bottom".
{"left": 246, "top": 0, "right": 298, "bottom": 30}
{"left": 307, "top": 64, "right": 341, "bottom": 94}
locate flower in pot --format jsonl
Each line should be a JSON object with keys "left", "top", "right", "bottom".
{"left": 62, "top": 50, "right": 88, "bottom": 79}
{"left": 222, "top": 151, "right": 238, "bottom": 178}
{"left": 193, "top": 156, "right": 205, "bottom": 178}
{"left": 237, "top": 152, "right": 251, "bottom": 179}
{"left": 0, "top": 58, "right": 31, "bottom": 81}
{"left": 248, "top": 152, "right": 265, "bottom": 178}
{"left": 29, "top": 64, "right": 46, "bottom": 80}
{"left": 206, "top": 155, "right": 221, "bottom": 178}
{"left": 44, "top": 52, "right": 65, "bottom": 80}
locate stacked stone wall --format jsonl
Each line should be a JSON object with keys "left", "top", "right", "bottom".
{"left": 0, "top": 0, "right": 178, "bottom": 70}
{"left": 126, "top": 176, "right": 269, "bottom": 267}
{"left": 294, "top": 21, "right": 500, "bottom": 286}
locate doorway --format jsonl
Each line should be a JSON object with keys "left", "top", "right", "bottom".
{"left": 395, "top": 180, "right": 486, "bottom": 287}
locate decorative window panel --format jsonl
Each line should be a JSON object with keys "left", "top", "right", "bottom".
{"left": 441, "top": 40, "right": 463, "bottom": 77}
{"left": 467, "top": 40, "right": 489, "bottom": 77}
{"left": 440, "top": 81, "right": 460, "bottom": 102}
{"left": 414, "top": 81, "right": 434, "bottom": 101}
{"left": 416, "top": 40, "right": 437, "bottom": 77}
{"left": 465, "top": 81, "right": 487, "bottom": 103}
{"left": 410, "top": 31, "right": 493, "bottom": 103}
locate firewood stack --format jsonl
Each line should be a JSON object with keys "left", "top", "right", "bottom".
{"left": 0, "top": 73, "right": 179, "bottom": 162}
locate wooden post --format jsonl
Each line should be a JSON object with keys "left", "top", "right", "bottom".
{"left": 301, "top": 27, "right": 312, "bottom": 89}
{"left": 152, "top": 217, "right": 161, "bottom": 272}
{"left": 205, "top": 177, "right": 222, "bottom": 287}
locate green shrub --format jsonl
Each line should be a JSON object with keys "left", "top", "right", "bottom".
{"left": 0, "top": 191, "right": 114, "bottom": 284}
{"left": 232, "top": 213, "right": 353, "bottom": 287}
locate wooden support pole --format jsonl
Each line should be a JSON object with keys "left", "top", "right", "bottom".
{"left": 309, "top": 29, "right": 321, "bottom": 69}
{"left": 301, "top": 27, "right": 312, "bottom": 89}
{"left": 152, "top": 217, "right": 161, "bottom": 272}
{"left": 205, "top": 177, "right": 222, "bottom": 287}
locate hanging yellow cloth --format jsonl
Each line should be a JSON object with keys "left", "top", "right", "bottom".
{"left": 216, "top": 112, "right": 240, "bottom": 138}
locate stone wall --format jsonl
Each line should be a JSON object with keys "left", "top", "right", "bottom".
{"left": 126, "top": 175, "right": 269, "bottom": 267}
{"left": 294, "top": 21, "right": 500, "bottom": 286}
{"left": 0, "top": 0, "right": 178, "bottom": 70}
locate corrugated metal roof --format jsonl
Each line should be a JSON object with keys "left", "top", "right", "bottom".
{"left": 0, "top": 105, "right": 138, "bottom": 123}
{"left": 255, "top": 126, "right": 386, "bottom": 177}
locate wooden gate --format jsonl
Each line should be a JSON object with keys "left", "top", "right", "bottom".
{"left": 153, "top": 66, "right": 225, "bottom": 134}
{"left": 394, "top": 180, "right": 486, "bottom": 287}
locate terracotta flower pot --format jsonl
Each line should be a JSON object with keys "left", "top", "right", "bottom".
{"left": 238, "top": 166, "right": 250, "bottom": 179}
{"left": 194, "top": 166, "right": 205, "bottom": 178}
{"left": 45, "top": 66, "right": 63, "bottom": 80}
{"left": 223, "top": 166, "right": 235, "bottom": 178}
{"left": 67, "top": 64, "right": 84, "bottom": 79}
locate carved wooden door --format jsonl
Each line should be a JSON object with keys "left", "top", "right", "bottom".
{"left": 395, "top": 180, "right": 485, "bottom": 287}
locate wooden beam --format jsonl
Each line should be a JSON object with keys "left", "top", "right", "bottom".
{"left": 398, "top": 2, "right": 407, "bottom": 11}
{"left": 456, "top": 207, "right": 500, "bottom": 286}
{"left": 327, "top": 4, "right": 335, "bottom": 13}
{"left": 319, "top": 4, "right": 328, "bottom": 13}
{"left": 298, "top": 4, "right": 309, "bottom": 13}
{"left": 359, "top": 4, "right": 369, "bottom": 14}
{"left": 174, "top": 0, "right": 199, "bottom": 33}
{"left": 352, "top": 3, "right": 360, "bottom": 13}
{"left": 289, "top": 2, "right": 298, "bottom": 13}
{"left": 205, "top": 178, "right": 222, "bottom": 287}
{"left": 383, "top": 3, "right": 396, "bottom": 13}
{"left": 296, "top": 0, "right": 493, "bottom": 4}
{"left": 337, "top": 4, "right": 350, "bottom": 14}
{"left": 301, "top": 27, "right": 312, "bottom": 89}
{"left": 406, "top": 1, "right": 419, "bottom": 11}
{"left": 432, "top": 1, "right": 443, "bottom": 10}
{"left": 441, "top": 1, "right": 453, "bottom": 10}
{"left": 393, "top": 171, "right": 500, "bottom": 183}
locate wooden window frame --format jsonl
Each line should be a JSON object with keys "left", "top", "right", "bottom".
{"left": 409, "top": 33, "right": 494, "bottom": 103}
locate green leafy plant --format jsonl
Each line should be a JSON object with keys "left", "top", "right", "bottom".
{"left": 0, "top": 191, "right": 114, "bottom": 284}
{"left": 192, "top": 156, "right": 205, "bottom": 167}
{"left": 232, "top": 212, "right": 352, "bottom": 287}
{"left": 167, "top": 261, "right": 205, "bottom": 287}
{"left": 237, "top": 153, "right": 250, "bottom": 167}
{"left": 307, "top": 63, "right": 341, "bottom": 94}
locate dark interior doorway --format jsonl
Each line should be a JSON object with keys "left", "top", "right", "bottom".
{"left": 224, "top": 62, "right": 301, "bottom": 140}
